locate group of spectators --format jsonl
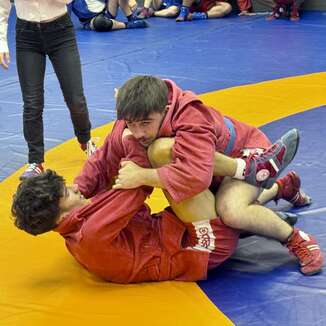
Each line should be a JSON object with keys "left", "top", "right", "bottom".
{"left": 69, "top": 0, "right": 305, "bottom": 33}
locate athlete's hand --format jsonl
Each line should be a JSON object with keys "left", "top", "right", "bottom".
{"left": 0, "top": 52, "right": 10, "bottom": 69}
{"left": 71, "top": 183, "right": 80, "bottom": 193}
{"left": 113, "top": 161, "right": 145, "bottom": 189}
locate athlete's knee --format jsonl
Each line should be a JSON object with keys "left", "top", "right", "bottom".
{"left": 216, "top": 198, "right": 235, "bottom": 221}
{"left": 210, "top": 1, "right": 232, "bottom": 16}
{"left": 90, "top": 14, "right": 114, "bottom": 32}
{"left": 223, "top": 2, "right": 232, "bottom": 14}
{"left": 219, "top": 213, "right": 242, "bottom": 230}
{"left": 147, "top": 138, "right": 175, "bottom": 167}
{"left": 215, "top": 192, "right": 245, "bottom": 228}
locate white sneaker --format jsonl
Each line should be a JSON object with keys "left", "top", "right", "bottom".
{"left": 86, "top": 140, "right": 97, "bottom": 157}
{"left": 80, "top": 139, "right": 98, "bottom": 157}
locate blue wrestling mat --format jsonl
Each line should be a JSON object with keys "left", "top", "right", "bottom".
{"left": 0, "top": 7, "right": 325, "bottom": 326}
{"left": 200, "top": 106, "right": 326, "bottom": 325}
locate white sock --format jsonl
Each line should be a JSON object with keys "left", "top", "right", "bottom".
{"left": 234, "top": 158, "right": 246, "bottom": 180}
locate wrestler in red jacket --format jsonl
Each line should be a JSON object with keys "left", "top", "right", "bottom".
{"left": 76, "top": 77, "right": 305, "bottom": 255}
{"left": 11, "top": 168, "right": 322, "bottom": 280}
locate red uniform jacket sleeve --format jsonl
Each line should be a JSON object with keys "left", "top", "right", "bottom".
{"left": 81, "top": 188, "right": 148, "bottom": 247}
{"left": 74, "top": 132, "right": 122, "bottom": 198}
{"left": 75, "top": 121, "right": 151, "bottom": 199}
{"left": 57, "top": 187, "right": 151, "bottom": 283}
{"left": 157, "top": 101, "right": 218, "bottom": 203}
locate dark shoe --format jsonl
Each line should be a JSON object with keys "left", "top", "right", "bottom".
{"left": 126, "top": 19, "right": 149, "bottom": 28}
{"left": 275, "top": 211, "right": 298, "bottom": 226}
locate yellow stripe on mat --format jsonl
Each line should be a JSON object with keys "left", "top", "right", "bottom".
{"left": 200, "top": 72, "right": 326, "bottom": 126}
{"left": 1, "top": 72, "right": 325, "bottom": 326}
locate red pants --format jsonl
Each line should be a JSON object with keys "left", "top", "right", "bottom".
{"left": 191, "top": 0, "right": 225, "bottom": 13}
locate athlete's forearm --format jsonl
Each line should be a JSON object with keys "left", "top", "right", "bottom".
{"left": 140, "top": 168, "right": 165, "bottom": 189}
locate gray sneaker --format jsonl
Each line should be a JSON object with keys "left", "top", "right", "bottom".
{"left": 243, "top": 128, "right": 300, "bottom": 189}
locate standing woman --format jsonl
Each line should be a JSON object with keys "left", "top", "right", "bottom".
{"left": 0, "top": 0, "right": 95, "bottom": 179}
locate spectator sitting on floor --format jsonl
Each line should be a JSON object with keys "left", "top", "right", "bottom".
{"left": 70, "top": 0, "right": 148, "bottom": 32}
{"left": 267, "top": 0, "right": 304, "bottom": 21}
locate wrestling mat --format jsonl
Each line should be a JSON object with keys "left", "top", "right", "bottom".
{"left": 0, "top": 9, "right": 325, "bottom": 326}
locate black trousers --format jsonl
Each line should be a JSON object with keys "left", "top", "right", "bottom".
{"left": 15, "top": 13, "right": 91, "bottom": 163}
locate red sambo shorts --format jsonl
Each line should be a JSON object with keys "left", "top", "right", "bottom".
{"left": 186, "top": 218, "right": 240, "bottom": 270}
{"left": 190, "top": 0, "right": 226, "bottom": 13}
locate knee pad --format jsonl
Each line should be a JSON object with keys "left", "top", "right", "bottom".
{"left": 90, "top": 14, "right": 113, "bottom": 32}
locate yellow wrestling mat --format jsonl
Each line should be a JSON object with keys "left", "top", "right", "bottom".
{"left": 0, "top": 73, "right": 325, "bottom": 326}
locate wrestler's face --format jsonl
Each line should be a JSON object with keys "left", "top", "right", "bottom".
{"left": 59, "top": 185, "right": 87, "bottom": 214}
{"left": 126, "top": 110, "right": 167, "bottom": 148}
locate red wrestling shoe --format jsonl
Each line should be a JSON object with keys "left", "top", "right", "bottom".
{"left": 290, "top": 8, "right": 300, "bottom": 21}
{"left": 275, "top": 171, "right": 311, "bottom": 207}
{"left": 286, "top": 228, "right": 324, "bottom": 275}
{"left": 243, "top": 129, "right": 299, "bottom": 189}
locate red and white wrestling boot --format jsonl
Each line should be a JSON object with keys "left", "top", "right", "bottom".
{"left": 286, "top": 228, "right": 324, "bottom": 275}
{"left": 275, "top": 171, "right": 311, "bottom": 207}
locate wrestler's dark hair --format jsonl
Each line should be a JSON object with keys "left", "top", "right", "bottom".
{"left": 116, "top": 75, "right": 169, "bottom": 121}
{"left": 11, "top": 170, "right": 65, "bottom": 236}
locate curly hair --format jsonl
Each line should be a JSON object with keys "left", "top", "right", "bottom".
{"left": 12, "top": 170, "right": 65, "bottom": 236}
{"left": 116, "top": 75, "right": 169, "bottom": 121}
